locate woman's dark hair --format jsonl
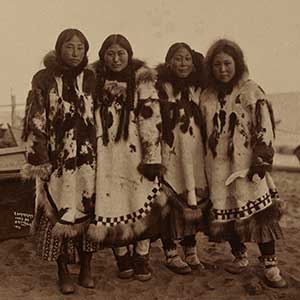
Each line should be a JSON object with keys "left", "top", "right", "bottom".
{"left": 165, "top": 42, "right": 202, "bottom": 72}
{"left": 165, "top": 42, "right": 193, "bottom": 63}
{"left": 96, "top": 34, "right": 136, "bottom": 143}
{"left": 96, "top": 33, "right": 134, "bottom": 79}
{"left": 204, "top": 39, "right": 248, "bottom": 88}
{"left": 55, "top": 28, "right": 89, "bottom": 68}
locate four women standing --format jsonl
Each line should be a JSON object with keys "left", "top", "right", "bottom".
{"left": 23, "top": 28, "right": 287, "bottom": 294}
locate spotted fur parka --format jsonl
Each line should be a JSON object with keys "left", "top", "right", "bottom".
{"left": 22, "top": 53, "right": 97, "bottom": 238}
{"left": 87, "top": 59, "right": 168, "bottom": 246}
{"left": 200, "top": 75, "right": 284, "bottom": 242}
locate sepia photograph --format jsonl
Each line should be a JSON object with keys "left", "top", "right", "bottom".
{"left": 1, "top": 1, "right": 300, "bottom": 299}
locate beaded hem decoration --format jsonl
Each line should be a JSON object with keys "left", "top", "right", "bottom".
{"left": 213, "top": 190, "right": 279, "bottom": 221}
{"left": 35, "top": 213, "right": 97, "bottom": 262}
{"left": 96, "top": 183, "right": 162, "bottom": 227}
{"left": 259, "top": 255, "right": 277, "bottom": 262}
{"left": 259, "top": 255, "right": 277, "bottom": 267}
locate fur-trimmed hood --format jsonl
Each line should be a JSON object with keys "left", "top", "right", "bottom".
{"left": 43, "top": 50, "right": 57, "bottom": 69}
{"left": 42, "top": 50, "right": 88, "bottom": 76}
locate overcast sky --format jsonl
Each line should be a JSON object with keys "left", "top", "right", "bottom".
{"left": 1, "top": 0, "right": 300, "bottom": 106}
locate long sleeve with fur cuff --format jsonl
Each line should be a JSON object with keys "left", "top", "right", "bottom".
{"left": 22, "top": 74, "right": 51, "bottom": 170}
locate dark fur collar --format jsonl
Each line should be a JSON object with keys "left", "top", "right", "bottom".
{"left": 43, "top": 50, "right": 88, "bottom": 77}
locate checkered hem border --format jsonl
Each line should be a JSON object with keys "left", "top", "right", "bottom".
{"left": 213, "top": 191, "right": 275, "bottom": 221}
{"left": 96, "top": 183, "right": 162, "bottom": 227}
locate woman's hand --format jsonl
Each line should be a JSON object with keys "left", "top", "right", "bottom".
{"left": 137, "top": 163, "right": 166, "bottom": 181}
{"left": 247, "top": 163, "right": 269, "bottom": 182}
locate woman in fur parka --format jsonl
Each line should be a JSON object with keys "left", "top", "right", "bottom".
{"left": 22, "top": 28, "right": 97, "bottom": 294}
{"left": 88, "top": 34, "right": 167, "bottom": 282}
{"left": 156, "top": 42, "right": 209, "bottom": 274}
{"left": 200, "top": 38, "right": 287, "bottom": 288}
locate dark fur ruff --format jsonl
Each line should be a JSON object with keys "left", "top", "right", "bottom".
{"left": 207, "top": 199, "right": 284, "bottom": 243}
{"left": 31, "top": 205, "right": 92, "bottom": 239}
{"left": 88, "top": 191, "right": 168, "bottom": 246}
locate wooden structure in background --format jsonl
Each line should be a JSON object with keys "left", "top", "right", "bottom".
{"left": 0, "top": 124, "right": 35, "bottom": 241}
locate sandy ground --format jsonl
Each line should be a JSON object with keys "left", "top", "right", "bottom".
{"left": 1, "top": 170, "right": 300, "bottom": 300}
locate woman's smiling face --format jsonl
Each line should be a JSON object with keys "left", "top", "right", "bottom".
{"left": 170, "top": 47, "right": 194, "bottom": 78}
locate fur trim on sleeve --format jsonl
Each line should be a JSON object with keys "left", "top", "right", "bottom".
{"left": 240, "top": 79, "right": 266, "bottom": 107}
{"left": 21, "top": 163, "right": 52, "bottom": 181}
{"left": 135, "top": 66, "right": 157, "bottom": 88}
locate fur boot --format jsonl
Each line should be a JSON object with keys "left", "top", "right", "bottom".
{"left": 225, "top": 250, "right": 249, "bottom": 274}
{"left": 77, "top": 244, "right": 95, "bottom": 288}
{"left": 184, "top": 246, "right": 204, "bottom": 270}
{"left": 259, "top": 255, "right": 287, "bottom": 288}
{"left": 165, "top": 248, "right": 192, "bottom": 274}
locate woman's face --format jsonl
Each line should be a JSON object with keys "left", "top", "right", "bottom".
{"left": 212, "top": 52, "right": 236, "bottom": 83}
{"left": 104, "top": 44, "right": 129, "bottom": 72}
{"left": 170, "top": 47, "right": 194, "bottom": 78}
{"left": 60, "top": 35, "right": 85, "bottom": 67}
